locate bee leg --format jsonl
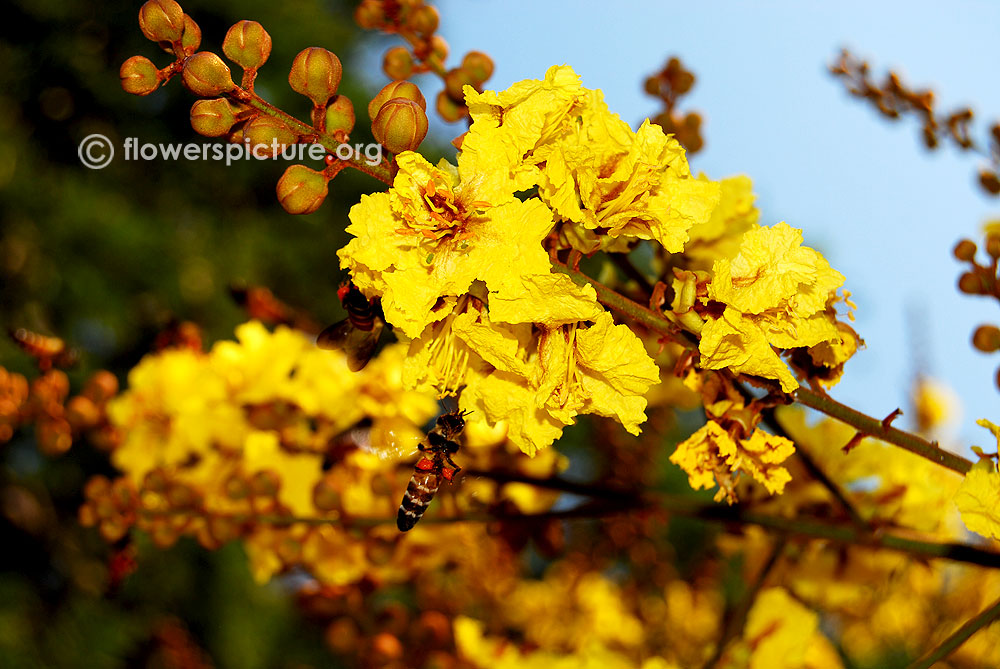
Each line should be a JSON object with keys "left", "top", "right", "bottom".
{"left": 443, "top": 454, "right": 461, "bottom": 473}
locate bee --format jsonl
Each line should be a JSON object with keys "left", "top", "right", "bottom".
{"left": 316, "top": 282, "right": 383, "bottom": 372}
{"left": 396, "top": 409, "right": 468, "bottom": 532}
{"left": 9, "top": 328, "right": 78, "bottom": 370}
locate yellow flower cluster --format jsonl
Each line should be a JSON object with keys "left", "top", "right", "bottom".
{"left": 82, "top": 321, "right": 565, "bottom": 585}
{"left": 339, "top": 65, "right": 727, "bottom": 454}
{"left": 673, "top": 221, "right": 858, "bottom": 393}
{"left": 955, "top": 419, "right": 1000, "bottom": 541}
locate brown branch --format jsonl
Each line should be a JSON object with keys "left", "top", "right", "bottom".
{"left": 551, "top": 258, "right": 974, "bottom": 475}
{"left": 907, "top": 593, "right": 1000, "bottom": 669}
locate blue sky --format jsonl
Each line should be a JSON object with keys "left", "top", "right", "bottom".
{"left": 378, "top": 1, "right": 1000, "bottom": 450}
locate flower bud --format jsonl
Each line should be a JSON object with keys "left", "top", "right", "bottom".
{"left": 372, "top": 98, "right": 428, "bottom": 154}
{"left": 410, "top": 5, "right": 439, "bottom": 36}
{"left": 138, "top": 0, "right": 185, "bottom": 44}
{"left": 120, "top": 56, "right": 161, "bottom": 96}
{"left": 244, "top": 115, "right": 298, "bottom": 157}
{"left": 277, "top": 165, "right": 329, "bottom": 215}
{"left": 980, "top": 169, "right": 1000, "bottom": 195}
{"left": 429, "top": 35, "right": 449, "bottom": 63}
{"left": 382, "top": 46, "right": 414, "bottom": 81}
{"left": 435, "top": 90, "right": 467, "bottom": 123}
{"left": 367, "top": 80, "right": 425, "bottom": 120}
{"left": 182, "top": 51, "right": 236, "bottom": 97}
{"left": 66, "top": 395, "right": 100, "bottom": 431}
{"left": 324, "top": 95, "right": 355, "bottom": 137}
{"left": 190, "top": 98, "right": 237, "bottom": 137}
{"left": 461, "top": 51, "right": 494, "bottom": 85}
{"left": 179, "top": 15, "right": 201, "bottom": 54}
{"left": 289, "top": 47, "right": 342, "bottom": 107}
{"left": 223, "top": 20, "right": 272, "bottom": 71}
{"left": 82, "top": 370, "right": 118, "bottom": 404}
{"left": 354, "top": 0, "right": 384, "bottom": 29}
{"left": 444, "top": 67, "right": 475, "bottom": 102}
{"left": 973, "top": 324, "right": 1000, "bottom": 353}
{"left": 958, "top": 271, "right": 990, "bottom": 295}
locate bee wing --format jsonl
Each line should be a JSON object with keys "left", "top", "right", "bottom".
{"left": 316, "top": 320, "right": 382, "bottom": 371}
{"left": 360, "top": 419, "right": 422, "bottom": 461}
{"left": 316, "top": 319, "right": 351, "bottom": 350}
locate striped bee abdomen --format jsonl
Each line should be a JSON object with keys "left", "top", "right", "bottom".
{"left": 396, "top": 469, "right": 441, "bottom": 532}
{"left": 343, "top": 287, "right": 377, "bottom": 331}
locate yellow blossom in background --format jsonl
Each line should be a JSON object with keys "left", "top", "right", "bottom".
{"left": 670, "top": 421, "right": 794, "bottom": 502}
{"left": 778, "top": 408, "right": 963, "bottom": 532}
{"left": 738, "top": 587, "right": 843, "bottom": 669}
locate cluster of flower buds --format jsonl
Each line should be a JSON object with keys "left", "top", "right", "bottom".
{"left": 831, "top": 49, "right": 1000, "bottom": 197}
{"left": 120, "top": 0, "right": 201, "bottom": 96}
{"left": 644, "top": 56, "right": 704, "bottom": 154}
{"left": 122, "top": 1, "right": 361, "bottom": 216}
{"left": 355, "top": 0, "right": 493, "bottom": 123}
{"left": 956, "top": 233, "right": 1000, "bottom": 388}
{"left": 0, "top": 363, "right": 119, "bottom": 457}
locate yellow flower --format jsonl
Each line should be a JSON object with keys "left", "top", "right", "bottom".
{"left": 338, "top": 152, "right": 557, "bottom": 339}
{"left": 684, "top": 174, "right": 760, "bottom": 266}
{"left": 463, "top": 65, "right": 720, "bottom": 253}
{"left": 698, "top": 222, "right": 851, "bottom": 392}
{"left": 670, "top": 421, "right": 794, "bottom": 501}
{"left": 460, "top": 310, "right": 660, "bottom": 455}
{"left": 955, "top": 457, "right": 1000, "bottom": 541}
{"left": 743, "top": 587, "right": 843, "bottom": 669}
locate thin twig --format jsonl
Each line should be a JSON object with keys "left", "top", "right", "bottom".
{"left": 704, "top": 537, "right": 788, "bottom": 669}
{"left": 907, "top": 594, "right": 1000, "bottom": 669}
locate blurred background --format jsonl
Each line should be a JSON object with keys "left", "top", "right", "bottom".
{"left": 1, "top": 0, "right": 998, "bottom": 666}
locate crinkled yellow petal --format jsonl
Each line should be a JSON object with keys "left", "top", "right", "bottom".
{"left": 461, "top": 370, "right": 567, "bottom": 456}
{"left": 460, "top": 65, "right": 587, "bottom": 202}
{"left": 451, "top": 308, "right": 534, "bottom": 379}
{"left": 490, "top": 273, "right": 603, "bottom": 327}
{"left": 954, "top": 459, "right": 1000, "bottom": 541}
{"left": 699, "top": 308, "right": 798, "bottom": 392}
{"left": 574, "top": 312, "right": 660, "bottom": 434}
{"left": 670, "top": 421, "right": 736, "bottom": 491}
{"left": 760, "top": 310, "right": 842, "bottom": 350}
{"left": 710, "top": 222, "right": 827, "bottom": 314}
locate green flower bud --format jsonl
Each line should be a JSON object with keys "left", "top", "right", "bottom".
{"left": 435, "top": 89, "right": 467, "bottom": 123}
{"left": 244, "top": 115, "right": 299, "bottom": 158}
{"left": 372, "top": 98, "right": 428, "bottom": 154}
{"left": 190, "top": 98, "right": 236, "bottom": 137}
{"left": 180, "top": 15, "right": 201, "bottom": 54}
{"left": 120, "top": 55, "right": 161, "bottom": 96}
{"left": 367, "top": 81, "right": 425, "bottom": 120}
{"left": 277, "top": 165, "right": 329, "bottom": 215}
{"left": 182, "top": 51, "right": 236, "bottom": 97}
{"left": 461, "top": 51, "right": 494, "bottom": 85}
{"left": 223, "top": 20, "right": 272, "bottom": 71}
{"left": 324, "top": 95, "right": 355, "bottom": 137}
{"left": 138, "top": 0, "right": 185, "bottom": 44}
{"left": 288, "top": 47, "right": 342, "bottom": 107}
{"left": 382, "top": 46, "right": 414, "bottom": 81}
